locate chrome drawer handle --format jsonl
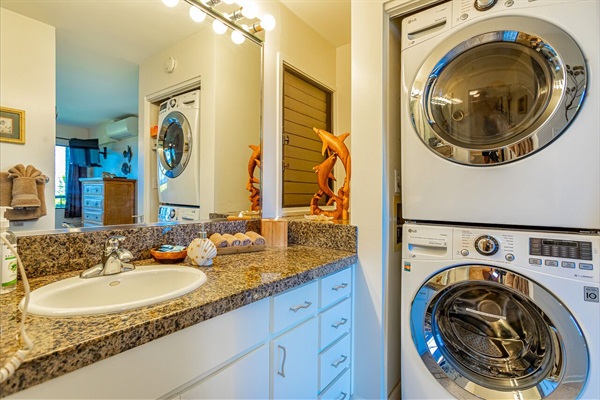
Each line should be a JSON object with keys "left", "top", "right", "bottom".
{"left": 332, "top": 283, "right": 348, "bottom": 291}
{"left": 277, "top": 345, "right": 286, "bottom": 378}
{"left": 289, "top": 301, "right": 312, "bottom": 313}
{"left": 331, "top": 355, "right": 348, "bottom": 368}
{"left": 337, "top": 392, "right": 348, "bottom": 400}
{"left": 331, "top": 318, "right": 348, "bottom": 329}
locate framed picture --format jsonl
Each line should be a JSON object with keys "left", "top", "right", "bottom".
{"left": 0, "top": 107, "right": 25, "bottom": 144}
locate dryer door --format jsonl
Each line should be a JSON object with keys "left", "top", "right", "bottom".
{"left": 411, "top": 265, "right": 588, "bottom": 399}
{"left": 157, "top": 111, "right": 193, "bottom": 178}
{"left": 410, "top": 16, "right": 586, "bottom": 165}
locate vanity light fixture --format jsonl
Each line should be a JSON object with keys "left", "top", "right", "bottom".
{"left": 161, "top": 0, "right": 275, "bottom": 45}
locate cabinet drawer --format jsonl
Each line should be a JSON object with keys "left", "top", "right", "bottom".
{"left": 272, "top": 281, "right": 318, "bottom": 333}
{"left": 83, "top": 196, "right": 103, "bottom": 209}
{"left": 320, "top": 268, "right": 352, "bottom": 309}
{"left": 83, "top": 211, "right": 103, "bottom": 223}
{"left": 83, "top": 184, "right": 103, "bottom": 195}
{"left": 319, "top": 334, "right": 351, "bottom": 392}
{"left": 319, "top": 298, "right": 351, "bottom": 351}
{"left": 319, "top": 368, "right": 350, "bottom": 400}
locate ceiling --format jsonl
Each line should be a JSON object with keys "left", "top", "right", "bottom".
{"left": 1, "top": 0, "right": 350, "bottom": 129}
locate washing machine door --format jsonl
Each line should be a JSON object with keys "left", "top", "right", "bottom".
{"left": 410, "top": 16, "right": 587, "bottom": 165}
{"left": 411, "top": 265, "right": 588, "bottom": 399}
{"left": 157, "top": 111, "right": 193, "bottom": 178}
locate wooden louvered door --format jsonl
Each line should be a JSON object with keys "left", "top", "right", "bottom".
{"left": 282, "top": 66, "right": 333, "bottom": 208}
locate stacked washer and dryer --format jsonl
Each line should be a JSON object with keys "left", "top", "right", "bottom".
{"left": 156, "top": 90, "right": 202, "bottom": 222}
{"left": 399, "top": 0, "right": 599, "bottom": 399}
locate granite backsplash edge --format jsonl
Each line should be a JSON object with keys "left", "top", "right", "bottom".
{"left": 16, "top": 219, "right": 357, "bottom": 279}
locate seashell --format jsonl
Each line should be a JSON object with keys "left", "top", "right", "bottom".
{"left": 187, "top": 238, "right": 217, "bottom": 266}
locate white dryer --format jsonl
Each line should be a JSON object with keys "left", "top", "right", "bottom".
{"left": 401, "top": 222, "right": 599, "bottom": 399}
{"left": 400, "top": 0, "right": 599, "bottom": 230}
{"left": 157, "top": 89, "right": 201, "bottom": 207}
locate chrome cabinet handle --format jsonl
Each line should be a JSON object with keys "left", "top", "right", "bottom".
{"left": 337, "top": 392, "right": 348, "bottom": 400}
{"left": 332, "top": 283, "right": 348, "bottom": 291}
{"left": 331, "top": 355, "right": 348, "bottom": 368}
{"left": 289, "top": 301, "right": 312, "bottom": 312}
{"left": 277, "top": 345, "right": 286, "bottom": 378}
{"left": 331, "top": 318, "right": 348, "bottom": 329}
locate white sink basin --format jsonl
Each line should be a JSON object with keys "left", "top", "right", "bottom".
{"left": 20, "top": 265, "right": 207, "bottom": 317}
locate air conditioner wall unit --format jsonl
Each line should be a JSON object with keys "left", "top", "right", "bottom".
{"left": 105, "top": 116, "right": 138, "bottom": 140}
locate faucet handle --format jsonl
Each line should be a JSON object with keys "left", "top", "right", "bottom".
{"left": 105, "top": 235, "right": 126, "bottom": 253}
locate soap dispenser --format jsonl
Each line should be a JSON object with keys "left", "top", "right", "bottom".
{"left": 187, "top": 231, "right": 217, "bottom": 267}
{"left": 0, "top": 206, "right": 18, "bottom": 294}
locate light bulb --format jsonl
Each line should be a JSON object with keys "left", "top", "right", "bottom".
{"left": 260, "top": 14, "right": 276, "bottom": 31}
{"left": 241, "top": 2, "right": 258, "bottom": 19}
{"left": 161, "top": 0, "right": 179, "bottom": 8}
{"left": 212, "top": 19, "right": 227, "bottom": 34}
{"left": 189, "top": 6, "right": 207, "bottom": 23}
{"left": 231, "top": 30, "right": 245, "bottom": 44}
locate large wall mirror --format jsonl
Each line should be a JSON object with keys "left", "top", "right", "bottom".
{"left": 0, "top": 0, "right": 262, "bottom": 233}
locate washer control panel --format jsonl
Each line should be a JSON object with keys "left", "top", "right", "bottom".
{"left": 452, "top": 226, "right": 599, "bottom": 284}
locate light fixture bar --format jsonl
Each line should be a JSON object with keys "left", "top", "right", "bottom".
{"left": 183, "top": 0, "right": 263, "bottom": 45}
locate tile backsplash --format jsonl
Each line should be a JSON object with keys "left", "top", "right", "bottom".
{"left": 16, "top": 219, "right": 356, "bottom": 279}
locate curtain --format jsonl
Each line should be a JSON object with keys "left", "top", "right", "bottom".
{"left": 64, "top": 158, "right": 87, "bottom": 218}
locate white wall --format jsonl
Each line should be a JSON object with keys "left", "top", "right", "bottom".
{"left": 350, "top": 1, "right": 387, "bottom": 398}
{"left": 0, "top": 8, "right": 56, "bottom": 232}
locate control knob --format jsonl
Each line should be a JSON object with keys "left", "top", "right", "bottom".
{"left": 474, "top": 0, "right": 497, "bottom": 11}
{"left": 475, "top": 235, "right": 499, "bottom": 256}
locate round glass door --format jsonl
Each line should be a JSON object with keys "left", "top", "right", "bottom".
{"left": 157, "top": 111, "right": 192, "bottom": 178}
{"left": 410, "top": 17, "right": 587, "bottom": 165}
{"left": 411, "top": 265, "right": 589, "bottom": 399}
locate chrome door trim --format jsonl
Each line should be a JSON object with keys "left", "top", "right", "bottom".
{"left": 410, "top": 16, "right": 587, "bottom": 166}
{"left": 157, "top": 111, "right": 193, "bottom": 178}
{"left": 410, "top": 264, "right": 589, "bottom": 399}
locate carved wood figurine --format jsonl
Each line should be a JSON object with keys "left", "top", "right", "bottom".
{"left": 246, "top": 144, "right": 261, "bottom": 211}
{"left": 310, "top": 128, "right": 351, "bottom": 220}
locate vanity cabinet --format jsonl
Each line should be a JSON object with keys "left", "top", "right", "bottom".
{"left": 80, "top": 178, "right": 136, "bottom": 227}
{"left": 269, "top": 267, "right": 353, "bottom": 399}
{"left": 7, "top": 266, "right": 353, "bottom": 400}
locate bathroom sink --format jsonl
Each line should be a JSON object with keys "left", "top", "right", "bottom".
{"left": 20, "top": 265, "right": 207, "bottom": 317}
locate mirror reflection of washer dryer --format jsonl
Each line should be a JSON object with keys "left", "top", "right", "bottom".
{"left": 400, "top": 0, "right": 599, "bottom": 230}
{"left": 157, "top": 89, "right": 201, "bottom": 207}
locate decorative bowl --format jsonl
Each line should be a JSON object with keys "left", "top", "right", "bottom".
{"left": 149, "top": 248, "right": 188, "bottom": 264}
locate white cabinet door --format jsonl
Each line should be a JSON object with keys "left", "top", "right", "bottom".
{"left": 271, "top": 317, "right": 318, "bottom": 399}
{"left": 180, "top": 345, "right": 269, "bottom": 399}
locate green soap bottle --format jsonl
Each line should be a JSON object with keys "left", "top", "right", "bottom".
{"left": 0, "top": 206, "right": 18, "bottom": 294}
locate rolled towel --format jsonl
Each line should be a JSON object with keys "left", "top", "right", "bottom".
{"left": 234, "top": 232, "right": 252, "bottom": 246}
{"left": 209, "top": 233, "right": 228, "bottom": 248}
{"left": 245, "top": 231, "right": 266, "bottom": 246}
{"left": 221, "top": 233, "right": 241, "bottom": 247}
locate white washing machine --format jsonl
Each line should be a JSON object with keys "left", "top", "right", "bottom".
{"left": 400, "top": 0, "right": 600, "bottom": 230}
{"left": 401, "top": 222, "right": 599, "bottom": 399}
{"left": 157, "top": 89, "right": 201, "bottom": 207}
{"left": 157, "top": 204, "right": 200, "bottom": 223}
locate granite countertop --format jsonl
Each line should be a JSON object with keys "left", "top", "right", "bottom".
{"left": 0, "top": 245, "right": 357, "bottom": 396}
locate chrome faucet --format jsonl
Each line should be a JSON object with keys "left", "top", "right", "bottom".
{"left": 80, "top": 236, "right": 135, "bottom": 278}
